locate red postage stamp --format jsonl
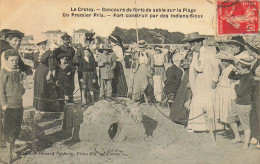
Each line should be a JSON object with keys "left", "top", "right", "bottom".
{"left": 217, "top": 0, "right": 259, "bottom": 35}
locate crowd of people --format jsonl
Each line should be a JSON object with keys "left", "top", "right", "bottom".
{"left": 0, "top": 28, "right": 259, "bottom": 163}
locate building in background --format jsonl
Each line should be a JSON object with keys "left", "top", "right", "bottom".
{"left": 20, "top": 35, "right": 35, "bottom": 51}
{"left": 72, "top": 29, "right": 90, "bottom": 45}
{"left": 201, "top": 35, "right": 215, "bottom": 46}
{"left": 42, "top": 30, "right": 65, "bottom": 45}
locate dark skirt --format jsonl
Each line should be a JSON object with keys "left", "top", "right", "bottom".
{"left": 81, "top": 72, "right": 96, "bottom": 91}
{"left": 250, "top": 80, "right": 260, "bottom": 140}
{"left": 112, "top": 61, "right": 128, "bottom": 97}
{"left": 124, "top": 55, "right": 132, "bottom": 69}
{"left": 78, "top": 71, "right": 99, "bottom": 101}
{"left": 67, "top": 71, "right": 75, "bottom": 96}
{"left": 33, "top": 65, "right": 57, "bottom": 112}
{"left": 169, "top": 71, "right": 191, "bottom": 126}
{"left": 3, "top": 108, "right": 23, "bottom": 143}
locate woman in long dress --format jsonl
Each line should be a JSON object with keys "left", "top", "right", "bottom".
{"left": 132, "top": 40, "right": 154, "bottom": 101}
{"left": 33, "top": 40, "right": 58, "bottom": 112}
{"left": 109, "top": 35, "right": 128, "bottom": 97}
{"left": 187, "top": 46, "right": 219, "bottom": 132}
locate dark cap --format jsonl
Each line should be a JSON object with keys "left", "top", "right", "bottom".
{"left": 0, "top": 29, "right": 12, "bottom": 38}
{"left": 4, "top": 49, "right": 19, "bottom": 59}
{"left": 61, "top": 33, "right": 71, "bottom": 40}
{"left": 5, "top": 30, "right": 24, "bottom": 39}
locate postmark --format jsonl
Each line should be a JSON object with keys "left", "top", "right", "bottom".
{"left": 217, "top": 0, "right": 259, "bottom": 35}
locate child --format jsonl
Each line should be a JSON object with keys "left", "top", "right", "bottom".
{"left": 215, "top": 53, "right": 236, "bottom": 124}
{"left": 228, "top": 57, "right": 255, "bottom": 149}
{"left": 153, "top": 45, "right": 166, "bottom": 102}
{"left": 56, "top": 53, "right": 76, "bottom": 105}
{"left": 78, "top": 48, "right": 97, "bottom": 106}
{"left": 0, "top": 49, "right": 25, "bottom": 163}
{"left": 96, "top": 44, "right": 116, "bottom": 98}
{"left": 56, "top": 53, "right": 78, "bottom": 140}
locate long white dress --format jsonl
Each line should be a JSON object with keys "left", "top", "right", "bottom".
{"left": 215, "top": 64, "right": 236, "bottom": 123}
{"left": 187, "top": 46, "right": 220, "bottom": 132}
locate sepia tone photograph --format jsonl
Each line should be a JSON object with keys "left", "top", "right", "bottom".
{"left": 0, "top": 0, "right": 259, "bottom": 163}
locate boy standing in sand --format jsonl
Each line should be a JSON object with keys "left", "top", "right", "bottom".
{"left": 0, "top": 49, "right": 25, "bottom": 163}
{"left": 228, "top": 57, "right": 255, "bottom": 149}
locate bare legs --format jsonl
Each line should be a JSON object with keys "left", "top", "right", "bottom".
{"left": 230, "top": 123, "right": 250, "bottom": 148}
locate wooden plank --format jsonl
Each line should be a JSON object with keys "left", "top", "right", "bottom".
{"left": 30, "top": 111, "right": 36, "bottom": 152}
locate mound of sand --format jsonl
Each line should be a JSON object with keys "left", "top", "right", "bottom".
{"left": 79, "top": 99, "right": 146, "bottom": 141}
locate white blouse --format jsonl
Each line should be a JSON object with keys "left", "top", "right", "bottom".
{"left": 139, "top": 52, "right": 148, "bottom": 65}
{"left": 153, "top": 53, "right": 165, "bottom": 66}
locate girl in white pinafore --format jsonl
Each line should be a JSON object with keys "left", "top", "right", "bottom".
{"left": 215, "top": 58, "right": 236, "bottom": 123}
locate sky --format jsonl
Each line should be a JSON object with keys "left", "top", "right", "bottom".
{"left": 0, "top": 0, "right": 216, "bottom": 38}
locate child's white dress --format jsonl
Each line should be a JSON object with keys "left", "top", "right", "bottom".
{"left": 215, "top": 64, "right": 236, "bottom": 123}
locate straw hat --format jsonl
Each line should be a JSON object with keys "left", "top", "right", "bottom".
{"left": 109, "top": 35, "right": 120, "bottom": 44}
{"left": 138, "top": 40, "right": 147, "bottom": 48}
{"left": 181, "top": 32, "right": 205, "bottom": 43}
{"left": 223, "top": 36, "right": 245, "bottom": 50}
{"left": 154, "top": 45, "right": 163, "bottom": 52}
{"left": 36, "top": 40, "right": 48, "bottom": 46}
{"left": 98, "top": 43, "right": 113, "bottom": 53}
{"left": 216, "top": 51, "right": 234, "bottom": 60}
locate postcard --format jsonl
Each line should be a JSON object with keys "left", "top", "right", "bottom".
{"left": 0, "top": 0, "right": 259, "bottom": 163}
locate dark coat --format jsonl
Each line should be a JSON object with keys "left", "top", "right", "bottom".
{"left": 55, "top": 64, "right": 76, "bottom": 95}
{"left": 164, "top": 64, "right": 183, "bottom": 94}
{"left": 73, "top": 47, "right": 97, "bottom": 79}
{"left": 33, "top": 50, "right": 58, "bottom": 111}
{"left": 54, "top": 45, "right": 76, "bottom": 96}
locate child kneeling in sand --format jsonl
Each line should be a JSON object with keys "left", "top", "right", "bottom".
{"left": 0, "top": 49, "right": 25, "bottom": 163}
{"left": 228, "top": 57, "right": 255, "bottom": 149}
